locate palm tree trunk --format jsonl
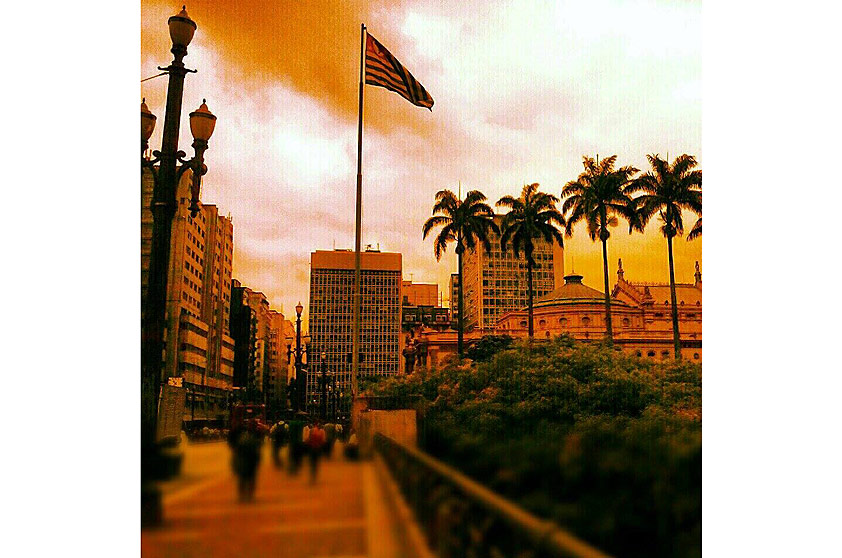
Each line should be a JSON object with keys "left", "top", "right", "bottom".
{"left": 667, "top": 234, "right": 681, "bottom": 359}
{"left": 601, "top": 237, "right": 613, "bottom": 345}
{"left": 457, "top": 241, "right": 464, "bottom": 359}
{"left": 526, "top": 258, "right": 534, "bottom": 339}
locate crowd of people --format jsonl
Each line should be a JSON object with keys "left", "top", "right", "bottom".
{"left": 226, "top": 413, "right": 359, "bottom": 502}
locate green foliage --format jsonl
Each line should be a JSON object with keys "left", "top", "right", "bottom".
{"left": 465, "top": 334, "right": 514, "bottom": 362}
{"left": 367, "top": 337, "right": 701, "bottom": 558}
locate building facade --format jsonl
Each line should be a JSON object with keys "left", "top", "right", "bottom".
{"left": 141, "top": 167, "right": 235, "bottom": 425}
{"left": 401, "top": 280, "right": 438, "bottom": 307}
{"left": 495, "top": 260, "right": 702, "bottom": 361}
{"left": 308, "top": 249, "right": 402, "bottom": 415}
{"left": 449, "top": 273, "right": 459, "bottom": 326}
{"left": 461, "top": 215, "right": 565, "bottom": 330}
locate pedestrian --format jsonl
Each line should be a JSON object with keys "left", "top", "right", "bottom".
{"left": 344, "top": 428, "right": 359, "bottom": 461}
{"left": 323, "top": 421, "right": 336, "bottom": 459}
{"left": 287, "top": 413, "right": 307, "bottom": 475}
{"left": 228, "top": 418, "right": 264, "bottom": 502}
{"left": 306, "top": 420, "right": 327, "bottom": 484}
{"left": 270, "top": 420, "right": 288, "bottom": 469}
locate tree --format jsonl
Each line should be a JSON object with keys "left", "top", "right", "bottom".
{"left": 562, "top": 155, "right": 639, "bottom": 345}
{"left": 496, "top": 183, "right": 565, "bottom": 338}
{"left": 628, "top": 153, "right": 702, "bottom": 359}
{"left": 422, "top": 189, "right": 499, "bottom": 357}
{"left": 688, "top": 217, "right": 702, "bottom": 240}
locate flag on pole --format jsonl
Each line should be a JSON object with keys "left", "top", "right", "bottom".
{"left": 365, "top": 33, "right": 434, "bottom": 110}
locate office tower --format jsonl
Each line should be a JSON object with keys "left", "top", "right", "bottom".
{"left": 401, "top": 280, "right": 438, "bottom": 306}
{"left": 461, "top": 215, "right": 564, "bottom": 330}
{"left": 308, "top": 248, "right": 402, "bottom": 415}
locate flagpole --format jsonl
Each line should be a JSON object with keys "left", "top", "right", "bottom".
{"left": 351, "top": 23, "right": 366, "bottom": 401}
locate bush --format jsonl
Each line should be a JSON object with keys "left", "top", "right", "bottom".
{"left": 365, "top": 337, "right": 701, "bottom": 558}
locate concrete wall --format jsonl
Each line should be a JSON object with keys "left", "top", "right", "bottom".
{"left": 358, "top": 410, "right": 417, "bottom": 458}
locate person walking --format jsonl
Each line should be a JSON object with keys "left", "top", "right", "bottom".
{"left": 344, "top": 428, "right": 359, "bottom": 461}
{"left": 270, "top": 420, "right": 288, "bottom": 469}
{"left": 323, "top": 421, "right": 336, "bottom": 459}
{"left": 228, "top": 418, "right": 264, "bottom": 502}
{"left": 306, "top": 420, "right": 327, "bottom": 484}
{"left": 287, "top": 413, "right": 307, "bottom": 475}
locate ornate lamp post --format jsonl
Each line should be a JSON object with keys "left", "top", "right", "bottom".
{"left": 287, "top": 302, "right": 307, "bottom": 413}
{"left": 140, "top": 5, "right": 216, "bottom": 527}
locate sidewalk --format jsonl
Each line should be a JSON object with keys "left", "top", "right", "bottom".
{"left": 142, "top": 444, "right": 405, "bottom": 558}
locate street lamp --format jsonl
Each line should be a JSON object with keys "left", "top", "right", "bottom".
{"left": 290, "top": 302, "right": 306, "bottom": 413}
{"left": 140, "top": 5, "right": 215, "bottom": 528}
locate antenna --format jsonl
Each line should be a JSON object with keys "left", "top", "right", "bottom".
{"left": 458, "top": 180, "right": 462, "bottom": 201}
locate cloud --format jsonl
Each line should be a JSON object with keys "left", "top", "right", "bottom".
{"left": 141, "top": 0, "right": 701, "bottom": 313}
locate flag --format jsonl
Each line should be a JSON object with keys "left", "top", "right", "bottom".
{"left": 365, "top": 33, "right": 434, "bottom": 110}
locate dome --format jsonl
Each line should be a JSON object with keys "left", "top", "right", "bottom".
{"left": 534, "top": 273, "right": 629, "bottom": 308}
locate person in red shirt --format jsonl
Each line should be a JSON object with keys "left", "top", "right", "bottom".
{"left": 306, "top": 420, "right": 327, "bottom": 484}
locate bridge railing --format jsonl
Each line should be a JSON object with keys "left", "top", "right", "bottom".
{"left": 374, "top": 433, "right": 613, "bottom": 558}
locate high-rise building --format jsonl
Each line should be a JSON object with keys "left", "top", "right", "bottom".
{"left": 230, "top": 281, "right": 284, "bottom": 409}
{"left": 461, "top": 215, "right": 564, "bottom": 330}
{"left": 267, "top": 309, "right": 288, "bottom": 412}
{"left": 141, "top": 167, "right": 235, "bottom": 423}
{"left": 308, "top": 248, "right": 402, "bottom": 415}
{"left": 401, "top": 280, "right": 438, "bottom": 306}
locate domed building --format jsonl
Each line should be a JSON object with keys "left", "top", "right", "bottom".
{"left": 495, "top": 259, "right": 702, "bottom": 361}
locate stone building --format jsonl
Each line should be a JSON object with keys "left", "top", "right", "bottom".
{"left": 495, "top": 259, "right": 702, "bottom": 361}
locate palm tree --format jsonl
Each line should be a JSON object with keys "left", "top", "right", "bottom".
{"left": 688, "top": 217, "right": 702, "bottom": 240}
{"left": 496, "top": 183, "right": 565, "bottom": 339}
{"left": 562, "top": 155, "right": 639, "bottom": 345}
{"left": 422, "top": 189, "right": 499, "bottom": 357}
{"left": 628, "top": 153, "right": 702, "bottom": 359}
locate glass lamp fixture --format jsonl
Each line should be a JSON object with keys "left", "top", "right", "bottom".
{"left": 189, "top": 99, "right": 216, "bottom": 142}
{"left": 141, "top": 98, "right": 156, "bottom": 142}
{"left": 168, "top": 6, "right": 197, "bottom": 50}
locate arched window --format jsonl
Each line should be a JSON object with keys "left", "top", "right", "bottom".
{"left": 693, "top": 353, "right": 700, "bottom": 360}
{"left": 559, "top": 318, "right": 568, "bottom": 326}
{"left": 545, "top": 331, "right": 550, "bottom": 338}
{"left": 661, "top": 350, "right": 670, "bottom": 359}
{"left": 647, "top": 350, "right": 655, "bottom": 357}
{"left": 539, "top": 319, "right": 546, "bottom": 327}
{"left": 622, "top": 317, "right": 630, "bottom": 327}
{"left": 519, "top": 320, "right": 527, "bottom": 328}
{"left": 582, "top": 317, "right": 591, "bottom": 327}
{"left": 636, "top": 351, "right": 642, "bottom": 357}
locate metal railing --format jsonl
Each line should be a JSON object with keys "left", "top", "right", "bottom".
{"left": 374, "top": 433, "right": 613, "bottom": 558}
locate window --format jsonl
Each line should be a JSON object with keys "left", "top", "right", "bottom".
{"left": 539, "top": 319, "right": 546, "bottom": 327}
{"left": 636, "top": 351, "right": 642, "bottom": 357}
{"left": 559, "top": 318, "right": 568, "bottom": 326}
{"left": 647, "top": 350, "right": 655, "bottom": 357}
{"left": 693, "top": 353, "right": 700, "bottom": 360}
{"left": 582, "top": 317, "right": 591, "bottom": 327}
{"left": 661, "top": 350, "right": 670, "bottom": 359}
{"left": 622, "top": 317, "right": 630, "bottom": 327}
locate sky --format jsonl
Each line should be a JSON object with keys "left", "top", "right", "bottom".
{"left": 141, "top": 0, "right": 701, "bottom": 320}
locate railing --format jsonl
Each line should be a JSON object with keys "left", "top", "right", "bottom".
{"left": 374, "top": 433, "right": 612, "bottom": 558}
